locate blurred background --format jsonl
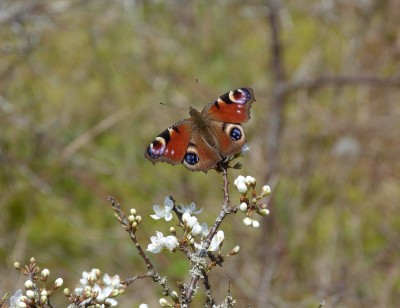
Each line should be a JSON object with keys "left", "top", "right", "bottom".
{"left": 1, "top": 0, "right": 399, "bottom": 307}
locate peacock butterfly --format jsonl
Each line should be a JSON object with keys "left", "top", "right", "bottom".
{"left": 144, "top": 88, "right": 255, "bottom": 172}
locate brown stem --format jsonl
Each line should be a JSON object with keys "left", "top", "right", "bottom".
{"left": 202, "top": 269, "right": 215, "bottom": 307}
{"left": 183, "top": 166, "right": 236, "bottom": 305}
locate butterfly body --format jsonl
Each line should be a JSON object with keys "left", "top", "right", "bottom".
{"left": 145, "top": 88, "right": 255, "bottom": 172}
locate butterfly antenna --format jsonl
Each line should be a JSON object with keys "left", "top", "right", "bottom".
{"left": 194, "top": 78, "right": 199, "bottom": 104}
{"left": 159, "top": 102, "right": 188, "bottom": 111}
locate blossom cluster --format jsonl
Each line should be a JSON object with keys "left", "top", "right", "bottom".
{"left": 63, "top": 268, "right": 124, "bottom": 307}
{"left": 10, "top": 258, "right": 63, "bottom": 308}
{"left": 147, "top": 197, "right": 225, "bottom": 254}
{"left": 234, "top": 175, "right": 271, "bottom": 228}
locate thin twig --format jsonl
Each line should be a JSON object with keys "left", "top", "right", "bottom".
{"left": 107, "top": 196, "right": 174, "bottom": 295}
{"left": 202, "top": 269, "right": 215, "bottom": 307}
{"left": 124, "top": 273, "right": 153, "bottom": 286}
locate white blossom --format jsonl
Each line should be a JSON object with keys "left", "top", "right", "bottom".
{"left": 93, "top": 283, "right": 117, "bottom": 307}
{"left": 164, "top": 235, "right": 179, "bottom": 250}
{"left": 182, "top": 213, "right": 198, "bottom": 229}
{"left": 80, "top": 269, "right": 99, "bottom": 286}
{"left": 150, "top": 197, "right": 174, "bottom": 221}
{"left": 103, "top": 274, "right": 123, "bottom": 290}
{"left": 10, "top": 290, "right": 22, "bottom": 308}
{"left": 177, "top": 202, "right": 203, "bottom": 215}
{"left": 147, "top": 231, "right": 179, "bottom": 253}
{"left": 208, "top": 230, "right": 225, "bottom": 252}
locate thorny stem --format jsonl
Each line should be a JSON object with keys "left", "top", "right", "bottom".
{"left": 107, "top": 196, "right": 174, "bottom": 296}
{"left": 183, "top": 165, "right": 236, "bottom": 306}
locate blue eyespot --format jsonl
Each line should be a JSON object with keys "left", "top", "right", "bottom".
{"left": 230, "top": 127, "right": 242, "bottom": 141}
{"left": 185, "top": 153, "right": 199, "bottom": 165}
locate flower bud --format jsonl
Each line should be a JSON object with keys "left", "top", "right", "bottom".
{"left": 239, "top": 202, "right": 248, "bottom": 212}
{"left": 110, "top": 289, "right": 119, "bottom": 297}
{"left": 230, "top": 245, "right": 240, "bottom": 255}
{"left": 236, "top": 182, "right": 248, "bottom": 194}
{"left": 130, "top": 208, "right": 137, "bottom": 215}
{"left": 261, "top": 185, "right": 271, "bottom": 197}
{"left": 258, "top": 208, "right": 270, "bottom": 216}
{"left": 18, "top": 301, "right": 27, "bottom": 308}
{"left": 159, "top": 298, "right": 173, "bottom": 307}
{"left": 169, "top": 227, "right": 176, "bottom": 234}
{"left": 245, "top": 176, "right": 256, "bottom": 187}
{"left": 132, "top": 221, "right": 138, "bottom": 229}
{"left": 30, "top": 257, "right": 36, "bottom": 263}
{"left": 14, "top": 262, "right": 21, "bottom": 269}
{"left": 26, "top": 290, "right": 35, "bottom": 299}
{"left": 41, "top": 268, "right": 50, "bottom": 279}
{"left": 41, "top": 289, "right": 48, "bottom": 297}
{"left": 54, "top": 278, "right": 64, "bottom": 288}
{"left": 243, "top": 217, "right": 253, "bottom": 226}
{"left": 25, "top": 280, "right": 34, "bottom": 289}
{"left": 136, "top": 215, "right": 142, "bottom": 223}
{"left": 252, "top": 220, "right": 260, "bottom": 228}
{"left": 191, "top": 223, "right": 203, "bottom": 237}
{"left": 63, "top": 288, "right": 71, "bottom": 296}
{"left": 170, "top": 291, "right": 179, "bottom": 303}
{"left": 234, "top": 175, "right": 245, "bottom": 187}
{"left": 128, "top": 215, "right": 135, "bottom": 223}
{"left": 40, "top": 295, "right": 48, "bottom": 305}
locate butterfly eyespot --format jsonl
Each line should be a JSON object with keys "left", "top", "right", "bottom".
{"left": 184, "top": 152, "right": 199, "bottom": 165}
{"left": 230, "top": 127, "right": 242, "bottom": 141}
{"left": 230, "top": 88, "right": 251, "bottom": 104}
{"left": 147, "top": 137, "right": 166, "bottom": 159}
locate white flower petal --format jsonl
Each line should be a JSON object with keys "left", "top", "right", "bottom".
{"left": 150, "top": 214, "right": 161, "bottom": 220}
{"left": 106, "top": 298, "right": 118, "bottom": 306}
{"left": 153, "top": 204, "right": 162, "bottom": 213}
{"left": 237, "top": 182, "right": 248, "bottom": 194}
{"left": 208, "top": 230, "right": 225, "bottom": 252}
{"left": 164, "top": 236, "right": 179, "bottom": 250}
{"left": 182, "top": 212, "right": 191, "bottom": 224}
{"left": 164, "top": 197, "right": 174, "bottom": 210}
{"left": 201, "top": 223, "right": 209, "bottom": 237}
{"left": 191, "top": 223, "right": 203, "bottom": 237}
